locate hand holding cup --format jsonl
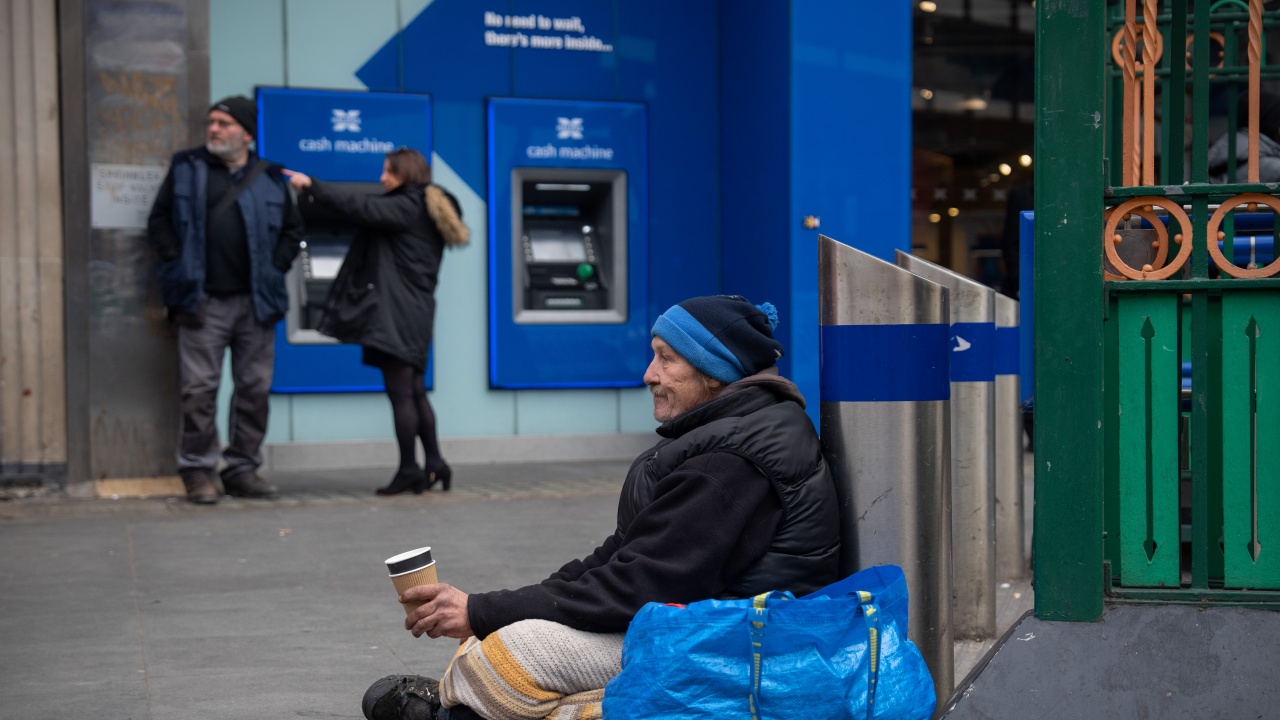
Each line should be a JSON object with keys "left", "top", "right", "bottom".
{"left": 385, "top": 546, "right": 438, "bottom": 616}
{"left": 402, "top": 583, "right": 473, "bottom": 639}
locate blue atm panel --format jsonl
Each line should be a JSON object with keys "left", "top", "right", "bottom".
{"left": 488, "top": 98, "right": 648, "bottom": 389}
{"left": 257, "top": 87, "right": 432, "bottom": 393}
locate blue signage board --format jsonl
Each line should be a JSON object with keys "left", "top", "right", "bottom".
{"left": 266, "top": 328, "right": 386, "bottom": 394}
{"left": 257, "top": 87, "right": 432, "bottom": 181}
{"left": 268, "top": 340, "right": 434, "bottom": 394}
{"left": 488, "top": 97, "right": 648, "bottom": 388}
{"left": 257, "top": 87, "right": 433, "bottom": 393}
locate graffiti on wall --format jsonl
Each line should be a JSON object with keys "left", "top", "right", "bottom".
{"left": 96, "top": 70, "right": 184, "bottom": 165}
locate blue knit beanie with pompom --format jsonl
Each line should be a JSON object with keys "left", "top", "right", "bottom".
{"left": 651, "top": 295, "right": 785, "bottom": 383}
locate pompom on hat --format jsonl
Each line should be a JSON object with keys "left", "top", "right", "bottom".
{"left": 651, "top": 295, "right": 785, "bottom": 383}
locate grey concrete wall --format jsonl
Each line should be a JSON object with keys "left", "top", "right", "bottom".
{"left": 60, "top": 0, "right": 209, "bottom": 484}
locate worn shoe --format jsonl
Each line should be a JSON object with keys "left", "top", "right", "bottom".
{"left": 423, "top": 459, "right": 452, "bottom": 492}
{"left": 222, "top": 472, "right": 280, "bottom": 499}
{"left": 362, "top": 675, "right": 441, "bottom": 720}
{"left": 376, "top": 467, "right": 428, "bottom": 496}
{"left": 182, "top": 471, "right": 219, "bottom": 505}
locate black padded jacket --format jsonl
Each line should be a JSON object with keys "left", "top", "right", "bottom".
{"left": 304, "top": 181, "right": 460, "bottom": 370}
{"left": 466, "top": 371, "right": 841, "bottom": 638}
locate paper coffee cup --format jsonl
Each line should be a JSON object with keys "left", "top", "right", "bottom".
{"left": 386, "top": 546, "right": 438, "bottom": 616}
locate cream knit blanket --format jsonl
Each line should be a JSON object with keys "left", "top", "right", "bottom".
{"left": 439, "top": 619, "right": 624, "bottom": 720}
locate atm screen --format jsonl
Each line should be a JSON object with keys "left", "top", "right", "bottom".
{"left": 528, "top": 227, "right": 588, "bottom": 262}
{"left": 307, "top": 255, "right": 344, "bottom": 280}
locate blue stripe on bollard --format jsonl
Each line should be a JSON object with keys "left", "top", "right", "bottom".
{"left": 996, "top": 326, "right": 1020, "bottom": 376}
{"left": 951, "top": 322, "right": 996, "bottom": 382}
{"left": 820, "top": 324, "right": 951, "bottom": 402}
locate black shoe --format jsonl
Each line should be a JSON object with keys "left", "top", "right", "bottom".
{"left": 376, "top": 467, "right": 427, "bottom": 496}
{"left": 181, "top": 470, "right": 219, "bottom": 505}
{"left": 362, "top": 675, "right": 441, "bottom": 720}
{"left": 222, "top": 472, "right": 279, "bottom": 499}
{"left": 423, "top": 460, "right": 452, "bottom": 492}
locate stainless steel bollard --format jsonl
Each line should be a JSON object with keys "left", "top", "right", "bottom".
{"left": 895, "top": 251, "right": 997, "bottom": 640}
{"left": 818, "top": 235, "right": 954, "bottom": 703}
{"left": 995, "top": 294, "right": 1027, "bottom": 581}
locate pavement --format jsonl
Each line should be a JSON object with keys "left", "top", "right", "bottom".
{"left": 941, "top": 604, "right": 1280, "bottom": 719}
{"left": 0, "top": 457, "right": 1033, "bottom": 719}
{"left": 0, "top": 461, "right": 628, "bottom": 720}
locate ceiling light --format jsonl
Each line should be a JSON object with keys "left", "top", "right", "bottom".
{"left": 919, "top": 1, "right": 937, "bottom": 11}
{"left": 1019, "top": 154, "right": 1033, "bottom": 167}
{"left": 928, "top": 213, "right": 941, "bottom": 223}
{"left": 959, "top": 97, "right": 988, "bottom": 111}
{"left": 947, "top": 207, "right": 960, "bottom": 217}
{"left": 920, "top": 88, "right": 934, "bottom": 100}
{"left": 988, "top": 173, "right": 1000, "bottom": 183}
{"left": 999, "top": 163, "right": 1012, "bottom": 176}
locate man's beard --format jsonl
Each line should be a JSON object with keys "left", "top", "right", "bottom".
{"left": 206, "top": 137, "right": 245, "bottom": 162}
{"left": 649, "top": 384, "right": 713, "bottom": 423}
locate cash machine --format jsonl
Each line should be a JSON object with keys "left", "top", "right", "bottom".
{"left": 256, "top": 87, "right": 432, "bottom": 392}
{"left": 514, "top": 168, "right": 627, "bottom": 320}
{"left": 290, "top": 182, "right": 382, "bottom": 335}
{"left": 488, "top": 98, "right": 648, "bottom": 388}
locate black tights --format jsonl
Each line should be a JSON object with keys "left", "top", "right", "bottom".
{"left": 381, "top": 362, "right": 442, "bottom": 471}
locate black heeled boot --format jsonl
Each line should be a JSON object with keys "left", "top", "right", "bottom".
{"left": 423, "top": 460, "right": 452, "bottom": 492}
{"left": 375, "top": 467, "right": 428, "bottom": 496}
{"left": 362, "top": 675, "right": 441, "bottom": 720}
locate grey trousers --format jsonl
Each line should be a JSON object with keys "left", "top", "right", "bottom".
{"left": 176, "top": 294, "right": 276, "bottom": 480}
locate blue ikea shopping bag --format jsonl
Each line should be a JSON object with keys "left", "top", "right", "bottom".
{"left": 602, "top": 564, "right": 935, "bottom": 720}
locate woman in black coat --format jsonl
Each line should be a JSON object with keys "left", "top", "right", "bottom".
{"left": 284, "top": 148, "right": 468, "bottom": 495}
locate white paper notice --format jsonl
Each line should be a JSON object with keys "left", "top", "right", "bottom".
{"left": 91, "top": 163, "right": 166, "bottom": 229}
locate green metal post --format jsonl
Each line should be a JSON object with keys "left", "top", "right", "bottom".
{"left": 1034, "top": 0, "right": 1106, "bottom": 622}
{"left": 1104, "top": 295, "right": 1122, "bottom": 583}
{"left": 1190, "top": 0, "right": 1212, "bottom": 591}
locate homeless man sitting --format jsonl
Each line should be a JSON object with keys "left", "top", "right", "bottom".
{"left": 363, "top": 294, "right": 842, "bottom": 720}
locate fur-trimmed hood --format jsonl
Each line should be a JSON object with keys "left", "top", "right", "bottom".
{"left": 426, "top": 183, "right": 469, "bottom": 248}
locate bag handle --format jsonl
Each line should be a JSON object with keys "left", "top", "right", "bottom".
{"left": 857, "top": 591, "right": 882, "bottom": 719}
{"left": 747, "top": 591, "right": 785, "bottom": 720}
{"left": 746, "top": 590, "right": 882, "bottom": 720}
{"left": 211, "top": 159, "right": 270, "bottom": 219}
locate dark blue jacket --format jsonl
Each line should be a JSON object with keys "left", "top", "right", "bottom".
{"left": 148, "top": 147, "right": 303, "bottom": 324}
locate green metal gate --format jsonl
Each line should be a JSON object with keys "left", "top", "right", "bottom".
{"left": 1036, "top": 0, "right": 1280, "bottom": 620}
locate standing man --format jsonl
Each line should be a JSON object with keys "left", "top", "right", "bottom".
{"left": 147, "top": 95, "right": 304, "bottom": 504}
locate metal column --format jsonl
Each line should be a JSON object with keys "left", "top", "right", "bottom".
{"left": 818, "top": 235, "right": 954, "bottom": 702}
{"left": 896, "top": 251, "right": 997, "bottom": 640}
{"left": 995, "top": 293, "right": 1026, "bottom": 580}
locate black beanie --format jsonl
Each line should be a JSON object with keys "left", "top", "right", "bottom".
{"left": 209, "top": 95, "right": 257, "bottom": 138}
{"left": 651, "top": 295, "right": 785, "bottom": 383}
